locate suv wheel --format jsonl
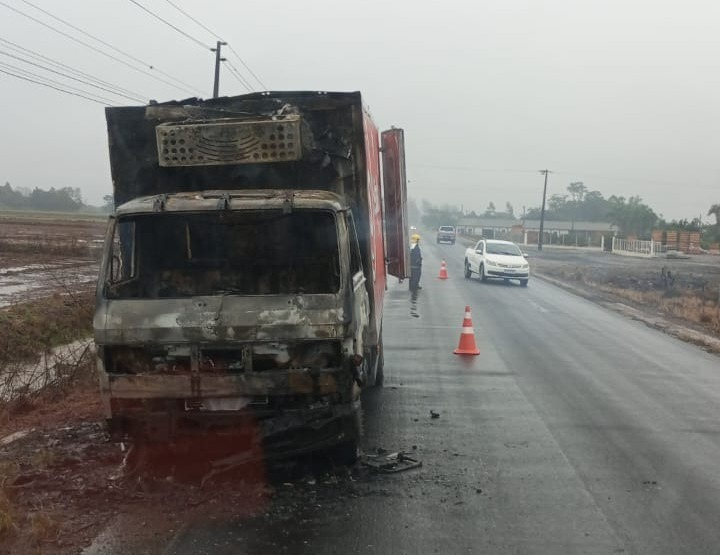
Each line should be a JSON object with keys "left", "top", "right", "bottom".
{"left": 480, "top": 264, "right": 488, "bottom": 282}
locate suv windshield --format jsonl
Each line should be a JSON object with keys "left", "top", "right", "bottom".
{"left": 486, "top": 242, "right": 522, "bottom": 256}
{"left": 106, "top": 210, "right": 340, "bottom": 298}
{"left": 439, "top": 226, "right": 455, "bottom": 232}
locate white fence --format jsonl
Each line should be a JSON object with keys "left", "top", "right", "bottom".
{"left": 611, "top": 237, "right": 667, "bottom": 258}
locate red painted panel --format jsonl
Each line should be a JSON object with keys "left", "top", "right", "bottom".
{"left": 381, "top": 128, "right": 409, "bottom": 279}
{"left": 363, "top": 111, "right": 386, "bottom": 338}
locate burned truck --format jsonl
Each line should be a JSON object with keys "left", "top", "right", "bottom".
{"left": 94, "top": 91, "right": 409, "bottom": 460}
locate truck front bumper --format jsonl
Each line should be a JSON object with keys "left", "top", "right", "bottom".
{"left": 101, "top": 368, "right": 360, "bottom": 452}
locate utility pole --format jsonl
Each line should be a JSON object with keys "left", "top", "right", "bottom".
{"left": 211, "top": 41, "right": 227, "bottom": 98}
{"left": 538, "top": 169, "right": 551, "bottom": 251}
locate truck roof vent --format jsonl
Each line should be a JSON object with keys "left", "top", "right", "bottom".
{"left": 155, "top": 115, "right": 302, "bottom": 167}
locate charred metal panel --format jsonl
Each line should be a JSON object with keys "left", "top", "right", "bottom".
{"left": 156, "top": 116, "right": 302, "bottom": 167}
{"left": 106, "top": 92, "right": 364, "bottom": 206}
{"left": 93, "top": 295, "right": 346, "bottom": 345}
{"left": 107, "top": 367, "right": 351, "bottom": 399}
{"left": 381, "top": 128, "right": 409, "bottom": 279}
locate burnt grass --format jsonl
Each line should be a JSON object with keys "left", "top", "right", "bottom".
{"left": 0, "top": 291, "right": 95, "bottom": 366}
{"left": 531, "top": 249, "right": 720, "bottom": 337}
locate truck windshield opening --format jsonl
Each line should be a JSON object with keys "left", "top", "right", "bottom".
{"left": 106, "top": 210, "right": 340, "bottom": 298}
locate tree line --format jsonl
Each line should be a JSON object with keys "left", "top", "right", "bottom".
{"left": 418, "top": 181, "right": 720, "bottom": 243}
{"left": 0, "top": 182, "right": 99, "bottom": 212}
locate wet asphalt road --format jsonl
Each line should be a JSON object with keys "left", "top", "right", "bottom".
{"left": 91, "top": 241, "right": 720, "bottom": 555}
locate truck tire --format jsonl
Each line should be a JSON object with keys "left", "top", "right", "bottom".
{"left": 464, "top": 260, "right": 472, "bottom": 279}
{"left": 520, "top": 279, "right": 529, "bottom": 287}
{"left": 480, "top": 263, "right": 488, "bottom": 282}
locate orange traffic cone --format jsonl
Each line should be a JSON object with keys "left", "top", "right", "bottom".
{"left": 438, "top": 259, "right": 449, "bottom": 280}
{"left": 453, "top": 305, "right": 480, "bottom": 356}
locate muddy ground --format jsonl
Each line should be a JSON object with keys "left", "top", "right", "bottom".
{"left": 0, "top": 212, "right": 105, "bottom": 307}
{"left": 0, "top": 387, "right": 388, "bottom": 555}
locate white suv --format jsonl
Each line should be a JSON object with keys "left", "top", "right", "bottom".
{"left": 464, "top": 239, "right": 530, "bottom": 286}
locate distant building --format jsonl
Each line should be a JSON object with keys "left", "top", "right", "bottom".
{"left": 456, "top": 217, "right": 617, "bottom": 246}
{"left": 456, "top": 218, "right": 521, "bottom": 241}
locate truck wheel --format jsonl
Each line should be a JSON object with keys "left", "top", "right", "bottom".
{"left": 520, "top": 279, "right": 529, "bottom": 287}
{"left": 464, "top": 261, "right": 472, "bottom": 279}
{"left": 480, "top": 264, "right": 488, "bottom": 282}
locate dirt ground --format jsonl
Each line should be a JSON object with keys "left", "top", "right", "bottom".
{"left": 0, "top": 212, "right": 106, "bottom": 245}
{"left": 0, "top": 384, "right": 359, "bottom": 555}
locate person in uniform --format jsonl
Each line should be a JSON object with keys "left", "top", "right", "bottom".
{"left": 409, "top": 233, "right": 422, "bottom": 291}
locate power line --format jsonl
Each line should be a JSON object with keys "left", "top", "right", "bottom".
{"left": 0, "top": 67, "right": 108, "bottom": 105}
{"left": 224, "top": 60, "right": 252, "bottom": 92}
{"left": 16, "top": 0, "right": 199, "bottom": 93}
{"left": 228, "top": 44, "right": 266, "bottom": 90}
{"left": 0, "top": 48, "right": 145, "bottom": 102}
{"left": 162, "top": 0, "right": 266, "bottom": 89}
{"left": 0, "top": 36, "right": 146, "bottom": 100}
{"left": 0, "top": 0, "right": 200, "bottom": 95}
{"left": 126, "top": 0, "right": 209, "bottom": 50}
{"left": 414, "top": 164, "right": 541, "bottom": 174}
{"left": 162, "top": 0, "right": 218, "bottom": 39}
{"left": 0, "top": 60, "right": 118, "bottom": 104}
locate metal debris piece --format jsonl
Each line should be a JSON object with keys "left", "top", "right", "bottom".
{"left": 0, "top": 429, "right": 32, "bottom": 446}
{"left": 430, "top": 410, "right": 440, "bottom": 419}
{"left": 362, "top": 451, "right": 422, "bottom": 474}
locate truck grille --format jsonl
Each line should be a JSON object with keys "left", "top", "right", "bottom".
{"left": 155, "top": 116, "right": 302, "bottom": 167}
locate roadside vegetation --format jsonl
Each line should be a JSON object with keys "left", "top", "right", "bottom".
{"left": 0, "top": 290, "right": 96, "bottom": 413}
{"left": 536, "top": 262, "right": 720, "bottom": 339}
{"left": 0, "top": 289, "right": 99, "bottom": 551}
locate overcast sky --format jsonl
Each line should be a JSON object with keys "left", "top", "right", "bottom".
{"left": 1, "top": 0, "right": 718, "bottom": 220}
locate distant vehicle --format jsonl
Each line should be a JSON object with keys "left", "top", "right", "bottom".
{"left": 464, "top": 239, "right": 529, "bottom": 286}
{"left": 437, "top": 225, "right": 456, "bottom": 244}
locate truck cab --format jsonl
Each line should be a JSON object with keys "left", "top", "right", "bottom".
{"left": 96, "top": 92, "right": 408, "bottom": 460}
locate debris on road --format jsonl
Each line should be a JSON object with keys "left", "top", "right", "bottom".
{"left": 0, "top": 429, "right": 32, "bottom": 446}
{"left": 430, "top": 410, "right": 440, "bottom": 419}
{"left": 361, "top": 450, "right": 422, "bottom": 474}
